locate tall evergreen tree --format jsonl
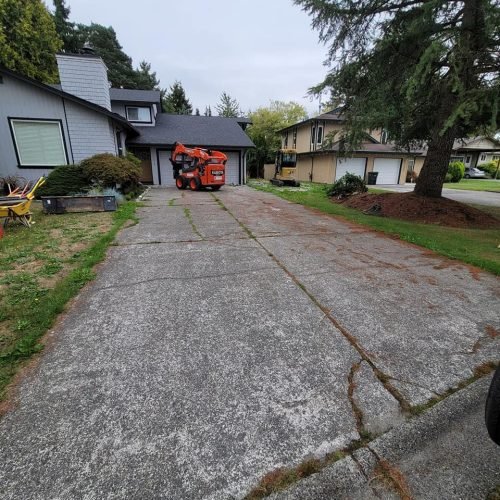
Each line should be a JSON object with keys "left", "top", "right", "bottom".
{"left": 52, "top": 0, "right": 78, "bottom": 53}
{"left": 74, "top": 23, "right": 140, "bottom": 88}
{"left": 215, "top": 92, "right": 241, "bottom": 117}
{"left": 0, "top": 0, "right": 62, "bottom": 82}
{"left": 134, "top": 60, "right": 160, "bottom": 90}
{"left": 162, "top": 81, "right": 193, "bottom": 114}
{"left": 295, "top": 0, "right": 500, "bottom": 197}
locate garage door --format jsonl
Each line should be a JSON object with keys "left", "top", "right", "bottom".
{"left": 373, "top": 158, "right": 401, "bottom": 184}
{"left": 224, "top": 151, "right": 240, "bottom": 185}
{"left": 336, "top": 158, "right": 366, "bottom": 181}
{"left": 158, "top": 150, "right": 176, "bottom": 187}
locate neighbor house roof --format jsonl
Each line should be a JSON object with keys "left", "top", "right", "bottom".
{"left": 109, "top": 88, "right": 161, "bottom": 105}
{"left": 279, "top": 107, "right": 345, "bottom": 133}
{"left": 452, "top": 136, "right": 500, "bottom": 152}
{"left": 0, "top": 65, "right": 138, "bottom": 135}
{"left": 127, "top": 114, "right": 255, "bottom": 148}
{"left": 300, "top": 141, "right": 424, "bottom": 156}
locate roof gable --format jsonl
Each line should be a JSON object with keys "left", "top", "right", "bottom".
{"left": 0, "top": 65, "right": 138, "bottom": 135}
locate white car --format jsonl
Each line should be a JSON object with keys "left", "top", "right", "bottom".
{"left": 464, "top": 167, "right": 486, "bottom": 178}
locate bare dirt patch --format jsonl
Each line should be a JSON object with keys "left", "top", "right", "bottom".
{"left": 338, "top": 192, "right": 500, "bottom": 229}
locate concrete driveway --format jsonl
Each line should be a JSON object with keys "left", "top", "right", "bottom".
{"left": 377, "top": 183, "right": 500, "bottom": 206}
{"left": 0, "top": 187, "right": 499, "bottom": 499}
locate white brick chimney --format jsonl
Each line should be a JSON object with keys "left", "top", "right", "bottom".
{"left": 56, "top": 53, "right": 111, "bottom": 111}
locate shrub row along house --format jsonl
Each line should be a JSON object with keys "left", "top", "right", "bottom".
{"left": 0, "top": 52, "right": 254, "bottom": 186}
{"left": 275, "top": 109, "right": 500, "bottom": 185}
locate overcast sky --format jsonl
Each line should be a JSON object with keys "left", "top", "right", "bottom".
{"left": 63, "top": 0, "right": 328, "bottom": 115}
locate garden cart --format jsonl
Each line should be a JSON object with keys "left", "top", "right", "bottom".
{"left": 0, "top": 177, "right": 45, "bottom": 229}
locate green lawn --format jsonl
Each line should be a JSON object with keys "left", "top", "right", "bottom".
{"left": 443, "top": 179, "right": 500, "bottom": 192}
{"left": 0, "top": 201, "right": 137, "bottom": 402}
{"left": 247, "top": 180, "right": 500, "bottom": 275}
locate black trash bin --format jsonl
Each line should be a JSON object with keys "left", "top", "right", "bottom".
{"left": 367, "top": 172, "right": 379, "bottom": 185}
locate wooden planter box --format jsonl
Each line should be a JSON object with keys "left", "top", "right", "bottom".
{"left": 41, "top": 195, "right": 117, "bottom": 214}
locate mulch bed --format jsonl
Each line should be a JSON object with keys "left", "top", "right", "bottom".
{"left": 335, "top": 192, "right": 500, "bottom": 229}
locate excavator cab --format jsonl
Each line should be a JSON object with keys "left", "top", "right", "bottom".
{"left": 270, "top": 149, "right": 300, "bottom": 187}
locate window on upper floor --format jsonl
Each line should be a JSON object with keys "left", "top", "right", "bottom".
{"left": 380, "top": 130, "right": 389, "bottom": 144}
{"left": 311, "top": 125, "right": 323, "bottom": 146}
{"left": 480, "top": 153, "right": 487, "bottom": 161}
{"left": 126, "top": 106, "right": 152, "bottom": 123}
{"left": 9, "top": 119, "right": 67, "bottom": 167}
{"left": 292, "top": 129, "right": 297, "bottom": 149}
{"left": 284, "top": 131, "right": 289, "bottom": 148}
{"left": 316, "top": 125, "right": 323, "bottom": 145}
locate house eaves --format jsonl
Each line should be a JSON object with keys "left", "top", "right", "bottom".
{"left": 0, "top": 65, "right": 139, "bottom": 136}
{"left": 278, "top": 108, "right": 346, "bottom": 134}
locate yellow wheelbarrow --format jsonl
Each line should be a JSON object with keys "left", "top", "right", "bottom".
{"left": 0, "top": 177, "right": 45, "bottom": 229}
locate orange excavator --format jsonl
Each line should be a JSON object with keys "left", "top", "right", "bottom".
{"left": 170, "top": 142, "right": 227, "bottom": 191}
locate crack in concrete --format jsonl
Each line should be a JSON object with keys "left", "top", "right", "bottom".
{"left": 350, "top": 454, "right": 384, "bottom": 499}
{"left": 367, "top": 447, "right": 414, "bottom": 500}
{"left": 212, "top": 194, "right": 412, "bottom": 415}
{"left": 348, "top": 360, "right": 365, "bottom": 436}
{"left": 386, "top": 376, "right": 441, "bottom": 398}
{"left": 183, "top": 207, "right": 205, "bottom": 240}
{"left": 93, "top": 266, "right": 278, "bottom": 292}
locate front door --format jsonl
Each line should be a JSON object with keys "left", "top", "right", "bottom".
{"left": 129, "top": 147, "right": 153, "bottom": 184}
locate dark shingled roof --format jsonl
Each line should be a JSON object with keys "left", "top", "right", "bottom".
{"left": 128, "top": 114, "right": 255, "bottom": 148}
{"left": 109, "top": 88, "right": 161, "bottom": 104}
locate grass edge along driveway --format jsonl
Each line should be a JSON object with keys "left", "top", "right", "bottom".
{"left": 0, "top": 201, "right": 137, "bottom": 403}
{"left": 247, "top": 180, "right": 500, "bottom": 276}
{"left": 443, "top": 179, "right": 500, "bottom": 192}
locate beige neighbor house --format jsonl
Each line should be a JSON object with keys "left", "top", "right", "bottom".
{"left": 274, "top": 109, "right": 420, "bottom": 185}
{"left": 271, "top": 109, "right": 500, "bottom": 184}
{"left": 411, "top": 136, "right": 500, "bottom": 176}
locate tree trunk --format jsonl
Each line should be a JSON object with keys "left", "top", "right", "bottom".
{"left": 414, "top": 125, "right": 457, "bottom": 198}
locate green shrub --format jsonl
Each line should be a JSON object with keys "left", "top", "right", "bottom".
{"left": 447, "top": 161, "right": 465, "bottom": 183}
{"left": 81, "top": 153, "right": 141, "bottom": 192}
{"left": 37, "top": 165, "right": 89, "bottom": 197}
{"left": 478, "top": 161, "right": 499, "bottom": 177}
{"left": 327, "top": 172, "right": 368, "bottom": 198}
{"left": 444, "top": 172, "right": 453, "bottom": 183}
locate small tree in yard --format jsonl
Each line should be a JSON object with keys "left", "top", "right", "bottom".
{"left": 294, "top": 0, "right": 500, "bottom": 198}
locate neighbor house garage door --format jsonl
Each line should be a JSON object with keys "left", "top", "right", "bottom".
{"left": 373, "top": 158, "right": 401, "bottom": 184}
{"left": 224, "top": 152, "right": 240, "bottom": 185}
{"left": 336, "top": 157, "right": 367, "bottom": 181}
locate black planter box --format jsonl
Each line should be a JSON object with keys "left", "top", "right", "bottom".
{"left": 41, "top": 195, "right": 117, "bottom": 214}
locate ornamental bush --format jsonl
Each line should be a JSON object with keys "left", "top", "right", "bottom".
{"left": 478, "top": 161, "right": 499, "bottom": 177}
{"left": 81, "top": 153, "right": 141, "bottom": 192}
{"left": 447, "top": 161, "right": 465, "bottom": 183}
{"left": 36, "top": 165, "right": 89, "bottom": 196}
{"left": 327, "top": 172, "right": 368, "bottom": 198}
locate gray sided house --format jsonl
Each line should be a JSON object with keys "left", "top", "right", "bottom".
{"left": 0, "top": 53, "right": 254, "bottom": 186}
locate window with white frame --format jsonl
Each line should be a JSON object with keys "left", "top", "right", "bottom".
{"left": 316, "top": 125, "right": 323, "bottom": 145}
{"left": 481, "top": 153, "right": 487, "bottom": 161}
{"left": 380, "top": 130, "right": 389, "bottom": 144}
{"left": 10, "top": 119, "right": 67, "bottom": 167}
{"left": 126, "top": 106, "right": 152, "bottom": 123}
{"left": 284, "top": 131, "right": 288, "bottom": 148}
{"left": 292, "top": 129, "right": 297, "bottom": 148}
